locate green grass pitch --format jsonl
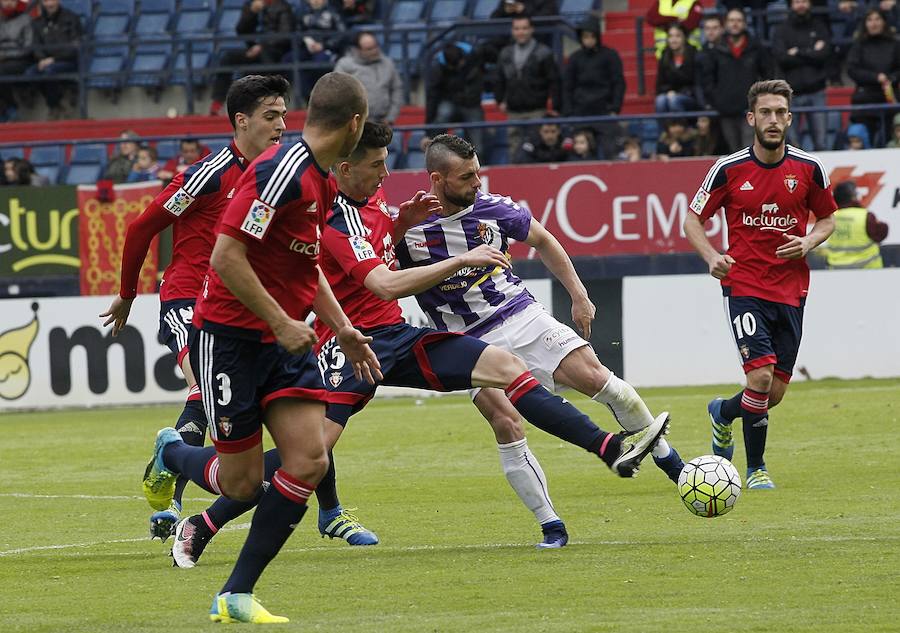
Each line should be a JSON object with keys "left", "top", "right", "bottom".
{"left": 1, "top": 378, "right": 898, "bottom": 632}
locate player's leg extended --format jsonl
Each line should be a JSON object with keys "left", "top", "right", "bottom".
{"left": 471, "top": 345, "right": 669, "bottom": 477}
{"left": 552, "top": 346, "right": 682, "bottom": 482}
{"left": 210, "top": 398, "right": 328, "bottom": 624}
{"left": 742, "top": 366, "right": 775, "bottom": 489}
{"left": 473, "top": 388, "right": 567, "bottom": 548}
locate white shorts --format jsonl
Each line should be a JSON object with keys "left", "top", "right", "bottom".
{"left": 469, "top": 302, "right": 590, "bottom": 399}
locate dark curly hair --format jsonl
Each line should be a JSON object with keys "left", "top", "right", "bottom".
{"left": 425, "top": 134, "right": 476, "bottom": 174}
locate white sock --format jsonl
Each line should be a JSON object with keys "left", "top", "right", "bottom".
{"left": 592, "top": 373, "right": 654, "bottom": 432}
{"left": 497, "top": 439, "right": 559, "bottom": 526}
{"left": 651, "top": 437, "right": 671, "bottom": 459}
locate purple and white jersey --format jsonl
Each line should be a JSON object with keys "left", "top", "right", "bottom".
{"left": 395, "top": 191, "right": 536, "bottom": 337}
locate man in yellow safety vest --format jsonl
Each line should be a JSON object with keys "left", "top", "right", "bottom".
{"left": 646, "top": 0, "right": 703, "bottom": 57}
{"left": 823, "top": 180, "right": 888, "bottom": 269}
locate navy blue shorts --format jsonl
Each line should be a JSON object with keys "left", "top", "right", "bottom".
{"left": 318, "top": 322, "right": 488, "bottom": 426}
{"left": 189, "top": 324, "right": 328, "bottom": 453}
{"left": 159, "top": 299, "right": 195, "bottom": 365}
{"left": 724, "top": 292, "right": 805, "bottom": 383}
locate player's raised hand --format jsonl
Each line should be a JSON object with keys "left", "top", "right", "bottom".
{"left": 99, "top": 296, "right": 134, "bottom": 337}
{"left": 336, "top": 326, "right": 383, "bottom": 384}
{"left": 571, "top": 295, "right": 596, "bottom": 339}
{"left": 398, "top": 191, "right": 442, "bottom": 226}
{"left": 708, "top": 253, "right": 735, "bottom": 279}
{"left": 775, "top": 233, "right": 810, "bottom": 259}
{"left": 272, "top": 319, "right": 318, "bottom": 355}
{"left": 461, "top": 244, "right": 509, "bottom": 269}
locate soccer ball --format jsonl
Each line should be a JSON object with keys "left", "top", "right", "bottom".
{"left": 677, "top": 455, "right": 742, "bottom": 518}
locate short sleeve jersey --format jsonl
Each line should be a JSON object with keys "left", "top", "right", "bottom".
{"left": 395, "top": 191, "right": 535, "bottom": 337}
{"left": 119, "top": 144, "right": 247, "bottom": 301}
{"left": 690, "top": 145, "right": 837, "bottom": 306}
{"left": 193, "top": 140, "right": 331, "bottom": 340}
{"left": 316, "top": 187, "right": 403, "bottom": 341}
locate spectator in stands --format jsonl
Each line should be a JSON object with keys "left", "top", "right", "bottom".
{"left": 567, "top": 128, "right": 597, "bottom": 161}
{"left": 425, "top": 42, "right": 486, "bottom": 153}
{"left": 696, "top": 14, "right": 723, "bottom": 108}
{"left": 701, "top": 8, "right": 772, "bottom": 153}
{"left": 655, "top": 24, "right": 700, "bottom": 113}
{"left": 830, "top": 0, "right": 865, "bottom": 84}
{"left": 27, "top": 0, "right": 82, "bottom": 120}
{"left": 3, "top": 157, "right": 42, "bottom": 185}
{"left": 490, "top": 0, "right": 559, "bottom": 18}
{"left": 0, "top": 0, "right": 33, "bottom": 122}
{"left": 562, "top": 15, "right": 623, "bottom": 159}
{"left": 656, "top": 117, "right": 695, "bottom": 159}
{"left": 885, "top": 111, "right": 900, "bottom": 146}
{"left": 772, "top": 0, "right": 831, "bottom": 151}
{"left": 127, "top": 146, "right": 160, "bottom": 183}
{"left": 646, "top": 0, "right": 703, "bottom": 58}
{"left": 496, "top": 15, "right": 561, "bottom": 160}
{"left": 209, "top": 0, "right": 295, "bottom": 116}
{"left": 879, "top": 0, "right": 899, "bottom": 30}
{"left": 516, "top": 116, "right": 568, "bottom": 163}
{"left": 335, "top": 31, "right": 403, "bottom": 124}
{"left": 847, "top": 8, "right": 900, "bottom": 146}
{"left": 103, "top": 130, "right": 141, "bottom": 183}
{"left": 844, "top": 122, "right": 871, "bottom": 149}
{"left": 331, "top": 0, "right": 374, "bottom": 25}
{"left": 296, "top": 0, "right": 345, "bottom": 98}
{"left": 618, "top": 136, "right": 644, "bottom": 162}
{"left": 157, "top": 138, "right": 208, "bottom": 185}
{"left": 693, "top": 114, "right": 724, "bottom": 155}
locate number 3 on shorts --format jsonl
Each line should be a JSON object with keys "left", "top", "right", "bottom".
{"left": 732, "top": 312, "right": 757, "bottom": 339}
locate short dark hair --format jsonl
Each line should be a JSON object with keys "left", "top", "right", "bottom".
{"left": 226, "top": 75, "right": 291, "bottom": 130}
{"left": 747, "top": 79, "right": 793, "bottom": 111}
{"left": 703, "top": 14, "right": 723, "bottom": 25}
{"left": 348, "top": 121, "right": 393, "bottom": 162}
{"left": 511, "top": 14, "right": 532, "bottom": 26}
{"left": 833, "top": 180, "right": 858, "bottom": 207}
{"left": 306, "top": 72, "right": 368, "bottom": 130}
{"left": 425, "top": 134, "right": 476, "bottom": 174}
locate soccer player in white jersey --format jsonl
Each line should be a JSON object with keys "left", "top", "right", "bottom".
{"left": 394, "top": 134, "right": 685, "bottom": 484}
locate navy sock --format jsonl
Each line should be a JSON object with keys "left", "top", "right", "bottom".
{"left": 720, "top": 391, "right": 743, "bottom": 422}
{"left": 205, "top": 449, "right": 282, "bottom": 530}
{"left": 172, "top": 399, "right": 208, "bottom": 506}
{"left": 220, "top": 469, "right": 314, "bottom": 594}
{"left": 163, "top": 443, "right": 219, "bottom": 495}
{"left": 314, "top": 450, "right": 340, "bottom": 512}
{"left": 740, "top": 388, "right": 769, "bottom": 470}
{"left": 505, "top": 372, "right": 615, "bottom": 460}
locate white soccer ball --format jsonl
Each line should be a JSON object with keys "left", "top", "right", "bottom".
{"left": 677, "top": 455, "right": 742, "bottom": 518}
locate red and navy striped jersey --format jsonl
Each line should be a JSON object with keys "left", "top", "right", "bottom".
{"left": 194, "top": 140, "right": 333, "bottom": 340}
{"left": 118, "top": 143, "right": 247, "bottom": 301}
{"left": 690, "top": 145, "right": 836, "bottom": 306}
{"left": 315, "top": 186, "right": 403, "bottom": 341}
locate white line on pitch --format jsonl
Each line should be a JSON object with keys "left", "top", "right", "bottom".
{"left": 0, "top": 493, "right": 214, "bottom": 502}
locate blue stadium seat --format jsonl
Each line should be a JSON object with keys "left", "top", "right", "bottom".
{"left": 155, "top": 139, "right": 179, "bottom": 161}
{"left": 220, "top": 0, "right": 245, "bottom": 8}
{"left": 403, "top": 150, "right": 426, "bottom": 170}
{"left": 92, "top": 13, "right": 130, "bottom": 40}
{"left": 29, "top": 145, "right": 64, "bottom": 167}
{"left": 429, "top": 0, "right": 467, "bottom": 23}
{"left": 70, "top": 143, "right": 108, "bottom": 165}
{"left": 471, "top": 0, "right": 495, "bottom": 20}
{"left": 35, "top": 165, "right": 60, "bottom": 185}
{"left": 63, "top": 163, "right": 103, "bottom": 185}
{"left": 560, "top": 0, "right": 597, "bottom": 20}
{"left": 201, "top": 137, "right": 231, "bottom": 155}
{"left": 0, "top": 146, "right": 23, "bottom": 160}
{"left": 406, "top": 129, "right": 427, "bottom": 152}
{"left": 127, "top": 53, "right": 169, "bottom": 88}
{"left": 87, "top": 54, "right": 125, "bottom": 89}
{"left": 171, "top": 50, "right": 212, "bottom": 85}
{"left": 175, "top": 3, "right": 214, "bottom": 34}
{"left": 216, "top": 8, "right": 241, "bottom": 34}
{"left": 390, "top": 0, "right": 425, "bottom": 23}
{"left": 133, "top": 0, "right": 174, "bottom": 53}
{"left": 66, "top": 0, "right": 92, "bottom": 26}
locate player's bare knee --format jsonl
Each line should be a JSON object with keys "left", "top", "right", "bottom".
{"left": 281, "top": 451, "right": 329, "bottom": 486}
{"left": 472, "top": 346, "right": 528, "bottom": 387}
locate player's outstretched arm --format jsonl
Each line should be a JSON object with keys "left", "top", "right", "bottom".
{"left": 775, "top": 215, "right": 835, "bottom": 260}
{"left": 363, "top": 244, "right": 508, "bottom": 301}
{"left": 211, "top": 233, "right": 316, "bottom": 354}
{"left": 390, "top": 191, "right": 442, "bottom": 243}
{"left": 524, "top": 221, "right": 595, "bottom": 338}
{"left": 683, "top": 211, "right": 735, "bottom": 279}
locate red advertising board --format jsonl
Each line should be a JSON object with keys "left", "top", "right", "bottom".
{"left": 382, "top": 158, "right": 728, "bottom": 259}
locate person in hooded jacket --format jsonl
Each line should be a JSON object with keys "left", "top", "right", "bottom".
{"left": 563, "top": 15, "right": 625, "bottom": 159}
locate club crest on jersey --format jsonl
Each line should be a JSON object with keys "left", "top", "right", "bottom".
{"left": 378, "top": 199, "right": 391, "bottom": 218}
{"left": 477, "top": 222, "right": 495, "bottom": 245}
{"left": 690, "top": 188, "right": 709, "bottom": 213}
{"left": 739, "top": 344, "right": 750, "bottom": 360}
{"left": 218, "top": 416, "right": 232, "bottom": 437}
{"left": 329, "top": 372, "right": 343, "bottom": 388}
{"left": 163, "top": 188, "right": 195, "bottom": 216}
{"left": 350, "top": 235, "right": 376, "bottom": 261}
{"left": 241, "top": 199, "right": 276, "bottom": 240}
{"left": 306, "top": 201, "right": 318, "bottom": 214}
{"left": 784, "top": 174, "right": 798, "bottom": 193}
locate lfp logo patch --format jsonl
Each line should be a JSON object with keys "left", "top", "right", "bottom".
{"left": 163, "top": 188, "right": 195, "bottom": 216}
{"left": 241, "top": 199, "right": 276, "bottom": 240}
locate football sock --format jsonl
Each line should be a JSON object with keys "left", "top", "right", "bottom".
{"left": 163, "top": 443, "right": 221, "bottom": 494}
{"left": 172, "top": 395, "right": 207, "bottom": 506}
{"left": 497, "top": 439, "right": 559, "bottom": 525}
{"left": 220, "top": 469, "right": 313, "bottom": 594}
{"left": 505, "top": 371, "right": 611, "bottom": 452}
{"left": 592, "top": 372, "right": 654, "bottom": 431}
{"left": 314, "top": 450, "right": 340, "bottom": 512}
{"left": 204, "top": 449, "right": 283, "bottom": 530}
{"left": 740, "top": 388, "right": 769, "bottom": 470}
{"left": 720, "top": 391, "right": 743, "bottom": 422}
